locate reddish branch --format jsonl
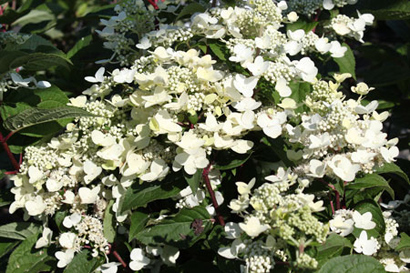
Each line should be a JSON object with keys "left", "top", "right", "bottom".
{"left": 112, "top": 250, "right": 127, "bottom": 268}
{"left": 312, "top": 10, "right": 321, "bottom": 33}
{"left": 202, "top": 164, "right": 225, "bottom": 226}
{"left": 0, "top": 131, "right": 20, "bottom": 172}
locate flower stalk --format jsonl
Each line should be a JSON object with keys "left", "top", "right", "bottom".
{"left": 202, "top": 164, "right": 225, "bottom": 226}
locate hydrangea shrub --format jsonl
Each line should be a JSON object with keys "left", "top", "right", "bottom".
{"left": 0, "top": 0, "right": 409, "bottom": 273}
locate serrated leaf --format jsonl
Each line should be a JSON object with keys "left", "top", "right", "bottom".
{"left": 135, "top": 206, "right": 212, "bottom": 249}
{"left": 6, "top": 233, "right": 55, "bottom": 273}
{"left": 3, "top": 106, "right": 94, "bottom": 133}
{"left": 333, "top": 43, "right": 356, "bottom": 80}
{"left": 184, "top": 169, "right": 202, "bottom": 195}
{"left": 10, "top": 52, "right": 71, "bottom": 71}
{"left": 103, "top": 200, "right": 116, "bottom": 243}
{"left": 0, "top": 222, "right": 41, "bottom": 241}
{"left": 396, "top": 233, "right": 410, "bottom": 251}
{"left": 63, "top": 249, "right": 104, "bottom": 273}
{"left": 353, "top": 200, "right": 385, "bottom": 237}
{"left": 375, "top": 163, "right": 409, "bottom": 185}
{"left": 316, "top": 234, "right": 353, "bottom": 262}
{"left": 176, "top": 2, "right": 206, "bottom": 20}
{"left": 67, "top": 35, "right": 92, "bottom": 59}
{"left": 120, "top": 176, "right": 186, "bottom": 213}
{"left": 129, "top": 211, "right": 149, "bottom": 242}
{"left": 0, "top": 35, "right": 71, "bottom": 73}
{"left": 317, "top": 255, "right": 386, "bottom": 273}
{"left": 347, "top": 174, "right": 394, "bottom": 199}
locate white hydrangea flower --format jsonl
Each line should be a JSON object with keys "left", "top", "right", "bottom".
{"left": 328, "top": 155, "right": 360, "bottom": 182}
{"left": 295, "top": 57, "right": 318, "bottom": 83}
{"left": 236, "top": 178, "right": 256, "bottom": 196}
{"left": 78, "top": 185, "right": 100, "bottom": 204}
{"left": 63, "top": 213, "right": 82, "bottom": 229}
{"left": 239, "top": 216, "right": 269, "bottom": 238}
{"left": 55, "top": 249, "right": 75, "bottom": 268}
{"left": 97, "top": 262, "right": 120, "bottom": 273}
{"left": 352, "top": 211, "right": 376, "bottom": 230}
{"left": 353, "top": 231, "right": 380, "bottom": 256}
{"left": 25, "top": 195, "right": 47, "bottom": 216}
{"left": 129, "top": 248, "right": 151, "bottom": 271}
{"left": 35, "top": 227, "right": 53, "bottom": 249}
{"left": 229, "top": 44, "right": 255, "bottom": 67}
{"left": 59, "top": 232, "right": 77, "bottom": 249}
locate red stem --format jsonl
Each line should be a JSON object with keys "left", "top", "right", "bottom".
{"left": 146, "top": 0, "right": 158, "bottom": 9}
{"left": 335, "top": 190, "right": 341, "bottom": 210}
{"left": 328, "top": 192, "right": 335, "bottom": 215}
{"left": 112, "top": 250, "right": 127, "bottom": 268}
{"left": 312, "top": 9, "right": 321, "bottom": 33}
{"left": 202, "top": 164, "right": 225, "bottom": 226}
{"left": 0, "top": 132, "right": 20, "bottom": 172}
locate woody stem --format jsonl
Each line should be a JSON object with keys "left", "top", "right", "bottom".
{"left": 203, "top": 164, "right": 225, "bottom": 226}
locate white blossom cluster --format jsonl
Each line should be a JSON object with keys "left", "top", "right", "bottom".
{"left": 7, "top": 0, "right": 402, "bottom": 271}
{"left": 287, "top": 76, "right": 399, "bottom": 184}
{"left": 220, "top": 172, "right": 328, "bottom": 271}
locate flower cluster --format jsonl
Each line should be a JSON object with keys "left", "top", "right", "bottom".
{"left": 221, "top": 172, "right": 328, "bottom": 271}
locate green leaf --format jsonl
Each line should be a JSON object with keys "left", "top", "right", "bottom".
{"left": 364, "top": 0, "right": 410, "bottom": 20}
{"left": 0, "top": 222, "right": 41, "bottom": 241}
{"left": 362, "top": 63, "right": 410, "bottom": 87}
{"left": 9, "top": 52, "right": 71, "bottom": 72}
{"left": 396, "top": 233, "right": 410, "bottom": 251}
{"left": 6, "top": 233, "right": 55, "bottom": 273}
{"left": 0, "top": 240, "right": 20, "bottom": 259}
{"left": 176, "top": 2, "right": 206, "bottom": 20}
{"left": 316, "top": 234, "right": 352, "bottom": 262}
{"left": 2, "top": 86, "right": 68, "bottom": 107}
{"left": 289, "top": 81, "right": 311, "bottom": 113}
{"left": 287, "top": 20, "right": 318, "bottom": 33}
{"left": 120, "top": 175, "right": 186, "bottom": 213}
{"left": 135, "top": 206, "right": 212, "bottom": 249}
{"left": 67, "top": 35, "right": 93, "bottom": 59}
{"left": 333, "top": 43, "right": 356, "bottom": 79}
{"left": 260, "top": 136, "right": 294, "bottom": 166}
{"left": 0, "top": 35, "right": 71, "bottom": 73}
{"left": 184, "top": 169, "right": 202, "bottom": 195}
{"left": 208, "top": 41, "right": 229, "bottom": 61}
{"left": 214, "top": 152, "right": 252, "bottom": 170}
{"left": 63, "top": 249, "right": 104, "bottom": 273}
{"left": 129, "top": 211, "right": 149, "bottom": 242}
{"left": 375, "top": 163, "right": 410, "bottom": 185}
{"left": 11, "top": 9, "right": 55, "bottom": 28}
{"left": 353, "top": 200, "right": 385, "bottom": 237}
{"left": 3, "top": 106, "right": 94, "bottom": 133}
{"left": 103, "top": 200, "right": 116, "bottom": 243}
{"left": 0, "top": 103, "right": 31, "bottom": 122}
{"left": 0, "top": 190, "right": 13, "bottom": 208}
{"left": 317, "top": 255, "right": 386, "bottom": 273}
{"left": 347, "top": 174, "right": 394, "bottom": 199}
